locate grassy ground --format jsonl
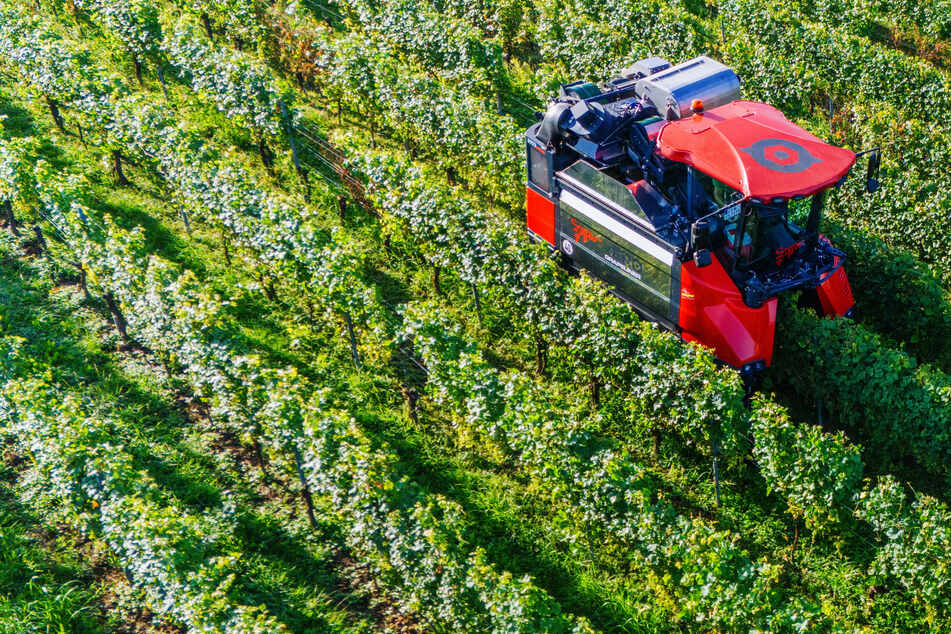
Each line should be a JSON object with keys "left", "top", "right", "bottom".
{"left": 4, "top": 1, "right": 950, "bottom": 629}
{"left": 0, "top": 90, "right": 386, "bottom": 629}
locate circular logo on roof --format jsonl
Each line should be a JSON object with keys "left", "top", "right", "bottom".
{"left": 739, "top": 138, "right": 823, "bottom": 173}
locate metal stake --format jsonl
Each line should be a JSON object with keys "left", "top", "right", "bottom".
{"left": 344, "top": 310, "right": 360, "bottom": 368}
{"left": 712, "top": 439, "right": 722, "bottom": 507}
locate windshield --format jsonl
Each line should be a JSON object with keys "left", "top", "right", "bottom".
{"left": 725, "top": 194, "right": 823, "bottom": 271}
{"left": 693, "top": 169, "right": 743, "bottom": 216}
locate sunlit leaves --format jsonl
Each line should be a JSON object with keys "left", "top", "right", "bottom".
{"left": 857, "top": 477, "right": 951, "bottom": 615}
{"left": 161, "top": 17, "right": 292, "bottom": 139}
{"left": 752, "top": 399, "right": 863, "bottom": 531}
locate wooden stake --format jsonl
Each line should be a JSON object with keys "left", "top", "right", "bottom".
{"left": 292, "top": 445, "right": 319, "bottom": 529}
{"left": 343, "top": 311, "right": 360, "bottom": 368}
{"left": 2, "top": 200, "right": 18, "bottom": 237}
{"left": 112, "top": 150, "right": 130, "bottom": 186}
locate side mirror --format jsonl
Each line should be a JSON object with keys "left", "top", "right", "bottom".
{"left": 691, "top": 220, "right": 711, "bottom": 251}
{"left": 694, "top": 249, "right": 712, "bottom": 268}
{"left": 865, "top": 149, "right": 881, "bottom": 194}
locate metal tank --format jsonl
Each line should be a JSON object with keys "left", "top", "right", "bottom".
{"left": 635, "top": 56, "right": 740, "bottom": 120}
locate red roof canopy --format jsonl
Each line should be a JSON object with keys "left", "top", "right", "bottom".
{"left": 655, "top": 100, "right": 856, "bottom": 200}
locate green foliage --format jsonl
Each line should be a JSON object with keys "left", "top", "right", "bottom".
{"left": 74, "top": 0, "right": 163, "bottom": 59}
{"left": 857, "top": 477, "right": 951, "bottom": 617}
{"left": 825, "top": 220, "right": 951, "bottom": 370}
{"left": 627, "top": 321, "right": 748, "bottom": 459}
{"left": 336, "top": 0, "right": 506, "bottom": 93}
{"left": 299, "top": 406, "right": 593, "bottom": 633}
{"left": 0, "top": 368, "right": 288, "bottom": 631}
{"left": 318, "top": 30, "right": 522, "bottom": 207}
{"left": 752, "top": 399, "right": 863, "bottom": 531}
{"left": 402, "top": 301, "right": 794, "bottom": 628}
{"left": 0, "top": 4, "right": 122, "bottom": 131}
{"left": 533, "top": 0, "right": 707, "bottom": 88}
{"left": 161, "top": 14, "right": 293, "bottom": 139}
{"left": 13, "top": 0, "right": 951, "bottom": 627}
{"left": 434, "top": 0, "right": 531, "bottom": 59}
{"left": 0, "top": 135, "right": 36, "bottom": 230}
{"left": 352, "top": 149, "right": 750, "bottom": 459}
{"left": 716, "top": 0, "right": 951, "bottom": 283}
{"left": 178, "top": 0, "right": 266, "bottom": 43}
{"left": 787, "top": 0, "right": 951, "bottom": 47}
{"left": 775, "top": 303, "right": 951, "bottom": 478}
{"left": 7, "top": 127, "right": 587, "bottom": 630}
{"left": 0, "top": 471, "right": 103, "bottom": 632}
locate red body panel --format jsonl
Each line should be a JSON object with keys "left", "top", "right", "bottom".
{"left": 679, "top": 258, "right": 778, "bottom": 367}
{"left": 526, "top": 186, "right": 556, "bottom": 245}
{"left": 816, "top": 257, "right": 855, "bottom": 316}
{"left": 656, "top": 101, "right": 856, "bottom": 200}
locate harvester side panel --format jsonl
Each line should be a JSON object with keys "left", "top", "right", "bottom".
{"left": 816, "top": 256, "right": 855, "bottom": 316}
{"left": 556, "top": 186, "right": 680, "bottom": 327}
{"left": 526, "top": 186, "right": 557, "bottom": 245}
{"left": 679, "top": 258, "right": 777, "bottom": 368}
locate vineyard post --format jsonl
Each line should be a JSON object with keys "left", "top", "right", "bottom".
{"left": 156, "top": 64, "right": 169, "bottom": 101}
{"left": 401, "top": 385, "right": 419, "bottom": 424}
{"left": 2, "top": 200, "right": 19, "bottom": 237}
{"left": 712, "top": 438, "right": 722, "bottom": 507}
{"left": 45, "top": 96, "right": 65, "bottom": 131}
{"left": 74, "top": 263, "right": 92, "bottom": 301}
{"left": 32, "top": 225, "right": 47, "bottom": 253}
{"left": 291, "top": 444, "right": 319, "bottom": 529}
{"left": 32, "top": 226, "right": 56, "bottom": 283}
{"left": 258, "top": 272, "right": 277, "bottom": 302}
{"left": 257, "top": 137, "right": 275, "bottom": 171}
{"left": 589, "top": 366, "right": 600, "bottom": 407}
{"left": 111, "top": 150, "right": 130, "bottom": 186}
{"left": 343, "top": 310, "right": 360, "bottom": 367}
{"left": 180, "top": 207, "right": 191, "bottom": 234}
{"left": 470, "top": 282, "right": 482, "bottom": 322}
{"left": 102, "top": 291, "right": 132, "bottom": 346}
{"left": 132, "top": 55, "right": 144, "bottom": 86}
{"left": 252, "top": 437, "right": 270, "bottom": 478}
{"left": 200, "top": 13, "right": 214, "bottom": 39}
{"left": 337, "top": 195, "right": 347, "bottom": 223}
{"left": 534, "top": 330, "right": 548, "bottom": 375}
{"left": 280, "top": 101, "right": 307, "bottom": 183}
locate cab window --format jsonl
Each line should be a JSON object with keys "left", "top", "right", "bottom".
{"left": 695, "top": 171, "right": 741, "bottom": 209}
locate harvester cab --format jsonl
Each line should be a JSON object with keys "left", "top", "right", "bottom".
{"left": 525, "top": 55, "right": 875, "bottom": 376}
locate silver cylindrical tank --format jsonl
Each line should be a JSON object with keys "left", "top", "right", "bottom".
{"left": 635, "top": 56, "right": 740, "bottom": 120}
